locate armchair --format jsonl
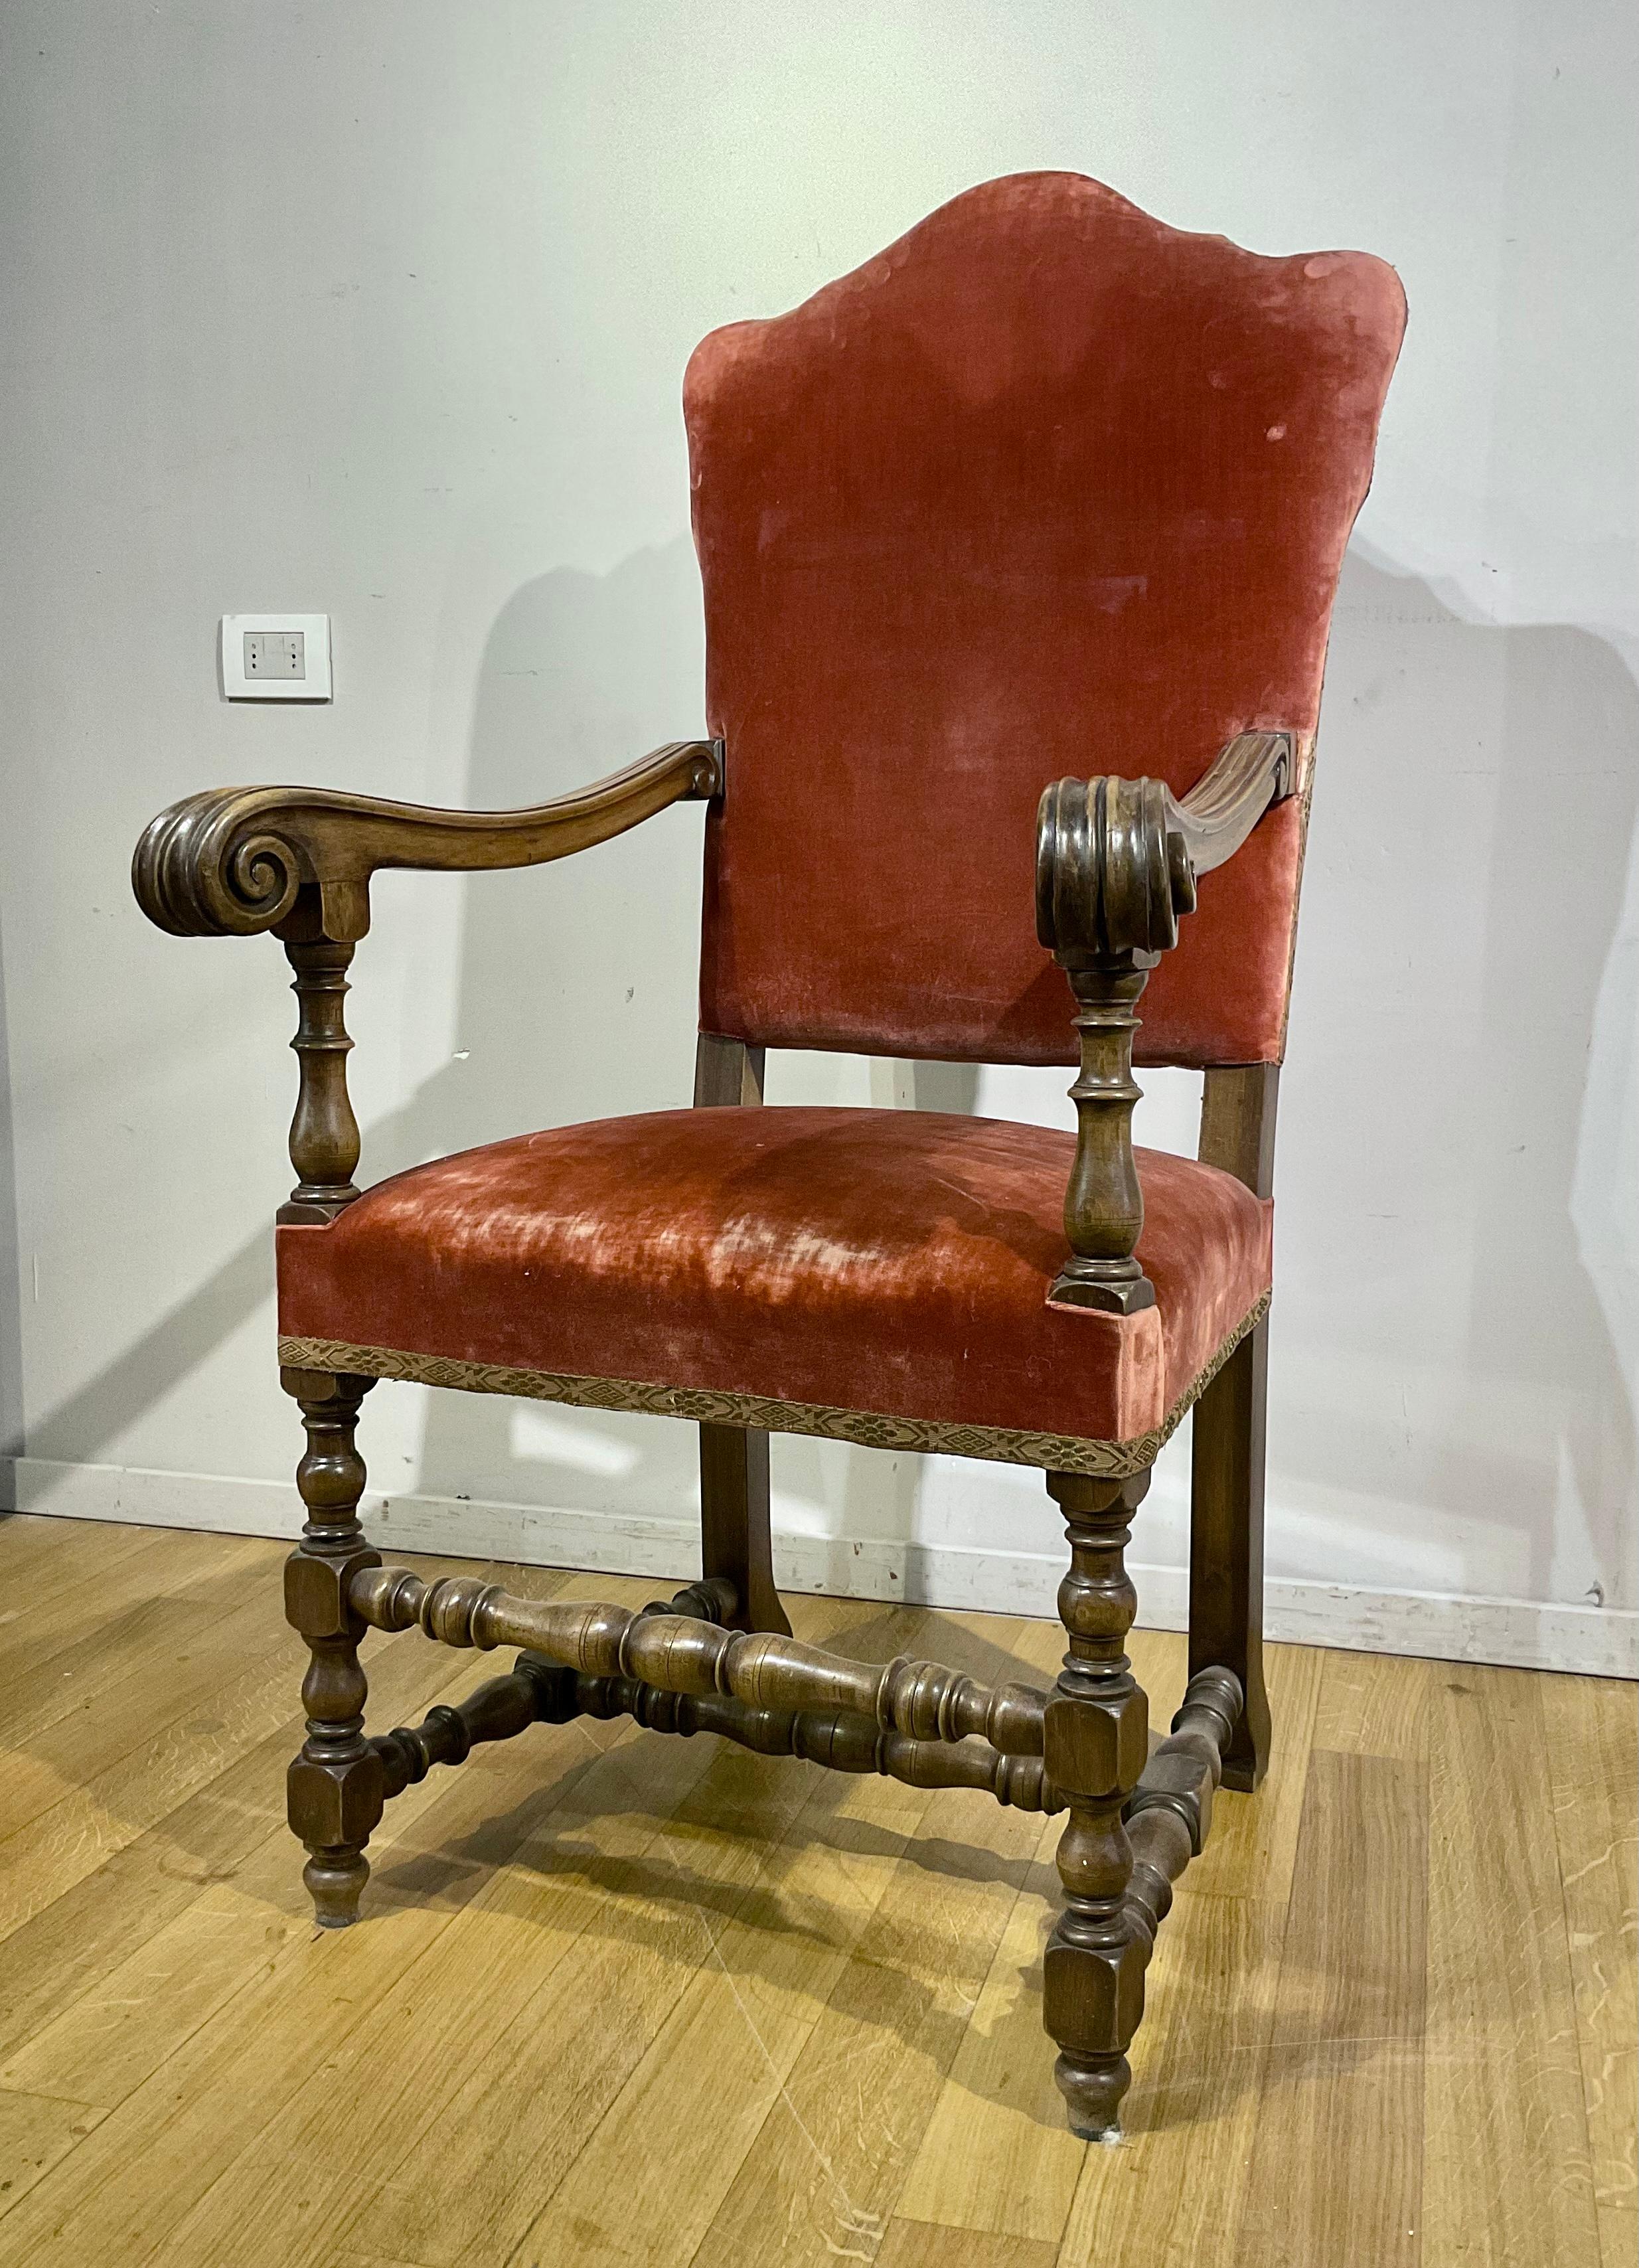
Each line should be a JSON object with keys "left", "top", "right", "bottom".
{"left": 132, "top": 171, "right": 1404, "bottom": 2139}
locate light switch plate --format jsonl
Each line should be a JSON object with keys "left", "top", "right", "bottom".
{"left": 220, "top": 613, "right": 332, "bottom": 700}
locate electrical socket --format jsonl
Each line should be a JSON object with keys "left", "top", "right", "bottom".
{"left": 220, "top": 614, "right": 331, "bottom": 700}
{"left": 244, "top": 630, "right": 305, "bottom": 680}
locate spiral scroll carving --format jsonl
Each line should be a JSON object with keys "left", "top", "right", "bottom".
{"left": 133, "top": 794, "right": 307, "bottom": 939}
{"left": 1034, "top": 730, "right": 1296, "bottom": 964}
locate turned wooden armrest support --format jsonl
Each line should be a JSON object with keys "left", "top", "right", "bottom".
{"left": 129, "top": 738, "right": 720, "bottom": 1219}
{"left": 1034, "top": 730, "right": 1297, "bottom": 1312}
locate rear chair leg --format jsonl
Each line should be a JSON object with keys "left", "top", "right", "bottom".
{"left": 282, "top": 1366, "right": 385, "bottom": 1926}
{"left": 1189, "top": 1321, "right": 1272, "bottom": 1791}
{"left": 698, "top": 1421, "right": 791, "bottom": 1637}
{"left": 1043, "top": 1469, "right": 1151, "bottom": 2139}
{"left": 691, "top": 1033, "right": 788, "bottom": 1640}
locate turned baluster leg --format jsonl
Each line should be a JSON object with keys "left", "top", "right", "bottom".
{"left": 283, "top": 1366, "right": 384, "bottom": 1927}
{"left": 1043, "top": 1468, "right": 1150, "bottom": 2139}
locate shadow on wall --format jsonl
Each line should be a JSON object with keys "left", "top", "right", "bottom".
{"left": 1274, "top": 549, "right": 1637, "bottom": 1608}
{"left": 412, "top": 536, "right": 716, "bottom": 1522}
{"left": 17, "top": 540, "right": 1639, "bottom": 1617}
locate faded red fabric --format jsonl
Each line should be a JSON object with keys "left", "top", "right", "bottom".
{"left": 277, "top": 1109, "right": 1272, "bottom": 1445}
{"left": 686, "top": 171, "right": 1405, "bottom": 1068}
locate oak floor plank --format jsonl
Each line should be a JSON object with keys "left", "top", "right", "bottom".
{"left": 0, "top": 1636, "right": 532, "bottom": 2111}
{"left": 0, "top": 1521, "right": 1627, "bottom": 2268}
{"left": 0, "top": 1554, "right": 510, "bottom": 2067}
{"left": 338, "top": 2257, "right": 439, "bottom": 2268}
{"left": 0, "top": 1548, "right": 288, "bottom": 1842}
{"left": 0, "top": 1520, "right": 238, "bottom": 1681}
{"left": 688, "top": 1779, "right": 1046, "bottom": 2268}
{"left": 0, "top": 2087, "right": 106, "bottom": 2225}
{"left": 891, "top": 1826, "right": 1081, "bottom": 2247}
{"left": 509, "top": 1757, "right": 938, "bottom": 2268}
{"left": 335, "top": 1601, "right": 934, "bottom": 2268}
{"left": 688, "top": 1613, "right": 1071, "bottom": 2268}
{"left": 1312, "top": 1646, "right": 1433, "bottom": 1761}
{"left": 1057, "top": 1891, "right": 1288, "bottom": 2268}
{"left": 0, "top": 1704, "right": 671, "bottom": 2267}
{"left": 0, "top": 1512, "right": 166, "bottom": 1595}
{"left": 1237, "top": 1747, "right": 1428, "bottom": 2267}
{"left": 1598, "top": 2207, "right": 1637, "bottom": 2268}
{"left": 0, "top": 1534, "right": 279, "bottom": 1747}
{"left": 1543, "top": 1672, "right": 1638, "bottom": 2212}
{"left": 876, "top": 2219, "right": 1059, "bottom": 2267}
{"left": 0, "top": 1611, "right": 332, "bottom": 1940}
{"left": 1423, "top": 1662, "right": 1602, "bottom": 2267}
{"left": 169, "top": 1730, "right": 807, "bottom": 2267}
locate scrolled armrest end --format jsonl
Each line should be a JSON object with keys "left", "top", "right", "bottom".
{"left": 1036, "top": 774, "right": 1194, "bottom": 963}
{"left": 1036, "top": 730, "right": 1297, "bottom": 1317}
{"left": 132, "top": 789, "right": 313, "bottom": 941}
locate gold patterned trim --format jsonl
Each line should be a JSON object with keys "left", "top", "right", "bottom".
{"left": 277, "top": 1292, "right": 1269, "bottom": 1479}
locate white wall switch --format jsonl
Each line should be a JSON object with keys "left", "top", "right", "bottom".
{"left": 220, "top": 613, "right": 332, "bottom": 700}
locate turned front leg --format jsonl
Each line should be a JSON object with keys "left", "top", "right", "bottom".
{"left": 1043, "top": 1469, "right": 1150, "bottom": 2139}
{"left": 283, "top": 1366, "right": 384, "bottom": 1927}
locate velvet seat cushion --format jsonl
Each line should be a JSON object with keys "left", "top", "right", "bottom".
{"left": 277, "top": 1108, "right": 1272, "bottom": 1461}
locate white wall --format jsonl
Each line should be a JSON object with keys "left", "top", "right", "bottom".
{"left": 3, "top": 0, "right": 1634, "bottom": 1674}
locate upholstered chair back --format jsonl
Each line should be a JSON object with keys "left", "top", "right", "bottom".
{"left": 684, "top": 171, "right": 1405, "bottom": 1070}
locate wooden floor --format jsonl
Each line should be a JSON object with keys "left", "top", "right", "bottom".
{"left": 0, "top": 1518, "right": 1631, "bottom": 2267}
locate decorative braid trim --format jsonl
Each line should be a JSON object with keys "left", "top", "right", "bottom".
{"left": 277, "top": 1291, "right": 1269, "bottom": 1480}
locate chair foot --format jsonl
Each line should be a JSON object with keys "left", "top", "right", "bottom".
{"left": 304, "top": 1844, "right": 370, "bottom": 1929}
{"left": 1055, "top": 2049, "right": 1131, "bottom": 2141}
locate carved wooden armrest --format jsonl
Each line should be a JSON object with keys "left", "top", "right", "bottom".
{"left": 133, "top": 738, "right": 720, "bottom": 943}
{"left": 1035, "top": 729, "right": 1297, "bottom": 1313}
{"left": 130, "top": 738, "right": 720, "bottom": 1220}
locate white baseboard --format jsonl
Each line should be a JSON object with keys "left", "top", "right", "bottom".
{"left": 4, "top": 1454, "right": 1633, "bottom": 1680}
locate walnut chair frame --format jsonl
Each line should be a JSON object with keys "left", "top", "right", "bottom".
{"left": 133, "top": 724, "right": 1287, "bottom": 2139}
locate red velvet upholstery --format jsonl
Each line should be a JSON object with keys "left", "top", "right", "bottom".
{"left": 686, "top": 172, "right": 1405, "bottom": 1068}
{"left": 277, "top": 1110, "right": 1271, "bottom": 1449}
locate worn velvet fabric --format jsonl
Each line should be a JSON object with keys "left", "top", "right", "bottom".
{"left": 686, "top": 171, "right": 1405, "bottom": 1068}
{"left": 277, "top": 1110, "right": 1272, "bottom": 1445}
